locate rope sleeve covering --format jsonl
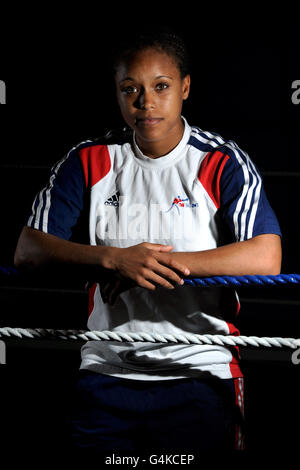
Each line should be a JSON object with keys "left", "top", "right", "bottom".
{"left": 183, "top": 274, "right": 300, "bottom": 287}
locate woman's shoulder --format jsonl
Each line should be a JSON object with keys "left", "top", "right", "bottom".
{"left": 189, "top": 124, "right": 247, "bottom": 161}
{"left": 190, "top": 124, "right": 233, "bottom": 149}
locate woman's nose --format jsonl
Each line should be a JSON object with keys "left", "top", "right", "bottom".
{"left": 137, "top": 89, "right": 155, "bottom": 110}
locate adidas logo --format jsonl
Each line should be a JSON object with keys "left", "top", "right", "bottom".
{"left": 104, "top": 191, "right": 120, "bottom": 207}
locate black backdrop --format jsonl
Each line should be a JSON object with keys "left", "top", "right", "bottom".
{"left": 0, "top": 11, "right": 299, "bottom": 463}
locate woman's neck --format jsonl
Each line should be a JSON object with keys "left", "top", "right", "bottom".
{"left": 135, "top": 119, "right": 185, "bottom": 158}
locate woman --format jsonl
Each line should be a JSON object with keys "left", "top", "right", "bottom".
{"left": 14, "top": 28, "right": 282, "bottom": 455}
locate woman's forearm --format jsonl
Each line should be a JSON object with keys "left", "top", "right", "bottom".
{"left": 14, "top": 226, "right": 117, "bottom": 277}
{"left": 171, "top": 234, "right": 282, "bottom": 277}
{"left": 14, "top": 229, "right": 281, "bottom": 290}
{"left": 14, "top": 228, "right": 189, "bottom": 288}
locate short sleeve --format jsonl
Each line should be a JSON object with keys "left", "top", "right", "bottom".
{"left": 219, "top": 147, "right": 282, "bottom": 242}
{"left": 27, "top": 147, "right": 86, "bottom": 240}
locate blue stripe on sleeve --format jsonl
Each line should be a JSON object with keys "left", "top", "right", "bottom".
{"left": 219, "top": 151, "right": 281, "bottom": 241}
{"left": 27, "top": 147, "right": 86, "bottom": 240}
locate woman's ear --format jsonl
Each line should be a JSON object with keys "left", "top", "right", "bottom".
{"left": 182, "top": 74, "right": 191, "bottom": 100}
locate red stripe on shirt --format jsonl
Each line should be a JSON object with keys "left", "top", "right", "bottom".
{"left": 78, "top": 145, "right": 111, "bottom": 188}
{"left": 226, "top": 321, "right": 243, "bottom": 378}
{"left": 197, "top": 151, "right": 229, "bottom": 208}
{"left": 234, "top": 377, "right": 245, "bottom": 450}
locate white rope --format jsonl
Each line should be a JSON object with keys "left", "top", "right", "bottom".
{"left": 0, "top": 327, "right": 300, "bottom": 349}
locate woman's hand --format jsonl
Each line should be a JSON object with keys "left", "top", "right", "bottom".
{"left": 95, "top": 242, "right": 190, "bottom": 306}
{"left": 111, "top": 242, "right": 190, "bottom": 291}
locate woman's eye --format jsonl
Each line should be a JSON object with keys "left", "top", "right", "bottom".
{"left": 121, "top": 86, "right": 138, "bottom": 95}
{"left": 156, "top": 83, "right": 169, "bottom": 91}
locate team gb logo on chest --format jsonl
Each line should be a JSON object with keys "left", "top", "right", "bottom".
{"left": 165, "top": 195, "right": 199, "bottom": 214}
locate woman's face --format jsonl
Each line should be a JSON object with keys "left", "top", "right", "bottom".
{"left": 115, "top": 48, "right": 190, "bottom": 156}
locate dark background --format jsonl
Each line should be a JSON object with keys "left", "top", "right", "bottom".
{"left": 0, "top": 12, "right": 299, "bottom": 463}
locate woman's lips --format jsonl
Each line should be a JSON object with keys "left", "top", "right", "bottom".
{"left": 136, "top": 118, "right": 163, "bottom": 127}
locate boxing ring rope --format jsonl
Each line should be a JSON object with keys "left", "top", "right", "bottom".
{"left": 1, "top": 327, "right": 299, "bottom": 349}
{"left": 184, "top": 273, "right": 300, "bottom": 287}
{"left": 1, "top": 272, "right": 300, "bottom": 349}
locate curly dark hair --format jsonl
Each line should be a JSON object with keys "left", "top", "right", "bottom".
{"left": 111, "top": 26, "right": 190, "bottom": 79}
